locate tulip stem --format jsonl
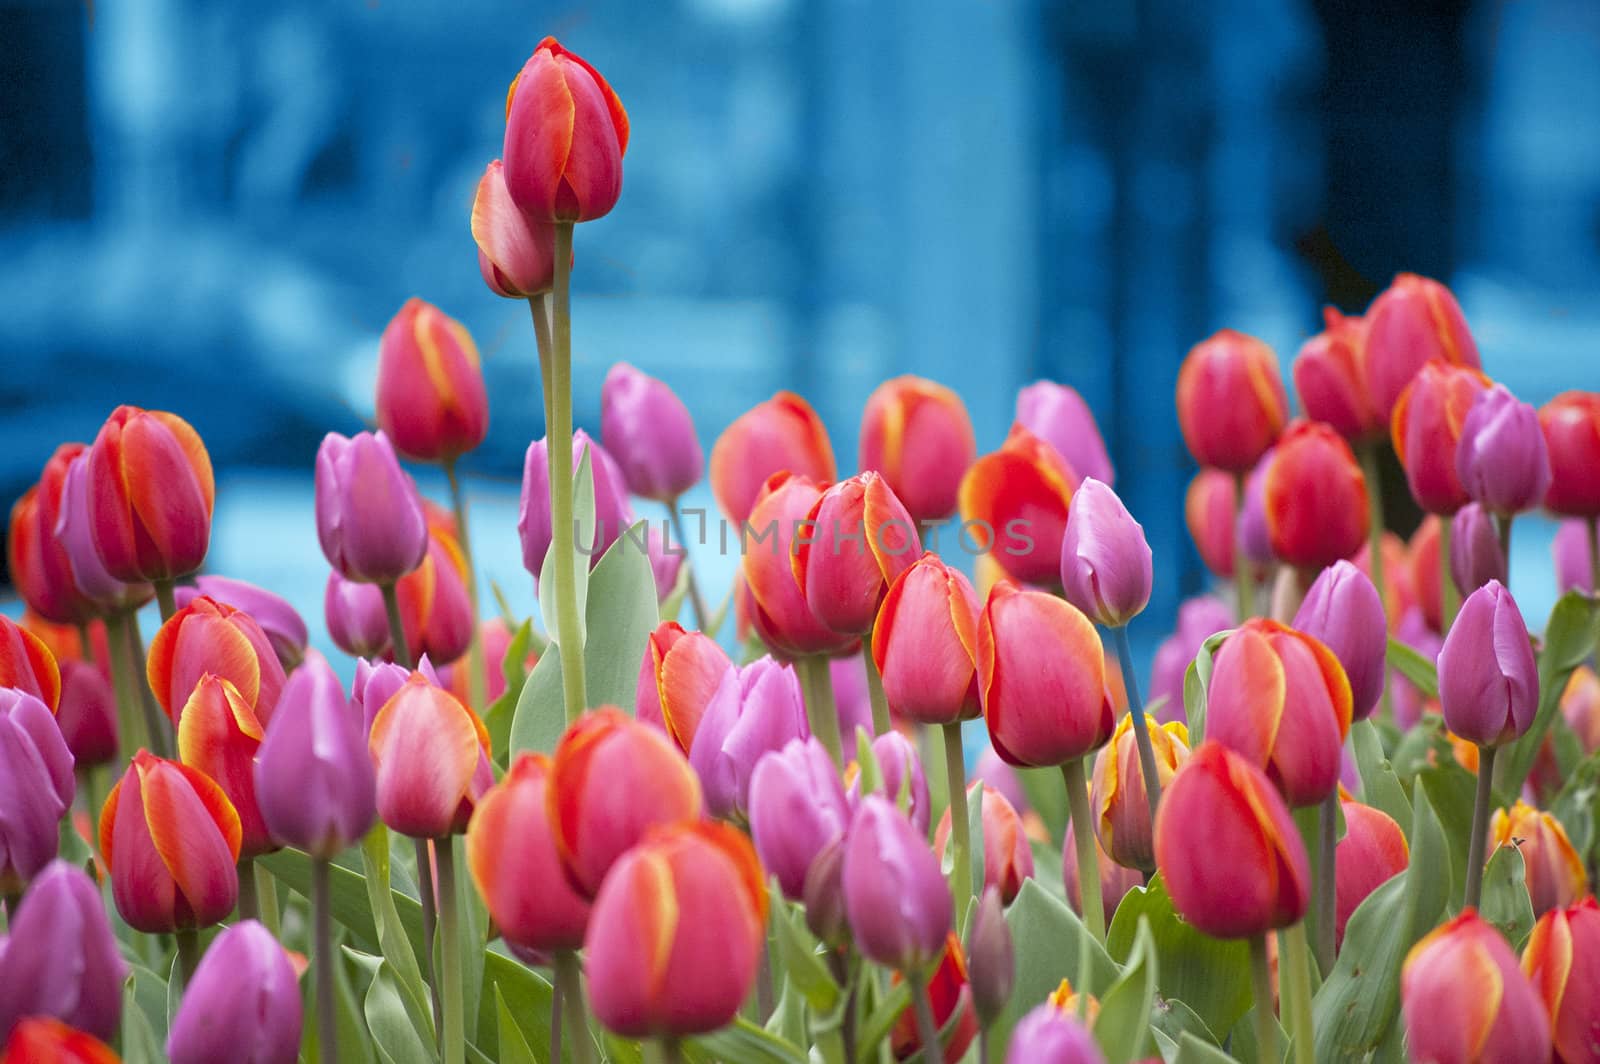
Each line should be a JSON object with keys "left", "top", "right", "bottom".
{"left": 862, "top": 634, "right": 892, "bottom": 736}
{"left": 445, "top": 460, "right": 486, "bottom": 715}
{"left": 413, "top": 838, "right": 441, "bottom": 1038}
{"left": 435, "top": 837, "right": 464, "bottom": 1064}
{"left": 1281, "top": 922, "right": 1316, "bottom": 1064}
{"left": 154, "top": 579, "right": 178, "bottom": 622}
{"left": 1464, "top": 743, "right": 1498, "bottom": 909}
{"left": 237, "top": 857, "right": 259, "bottom": 922}
{"left": 381, "top": 583, "right": 412, "bottom": 670}
{"left": 1248, "top": 933, "right": 1278, "bottom": 1063}
{"left": 942, "top": 722, "right": 973, "bottom": 914}
{"left": 1438, "top": 518, "right": 1459, "bottom": 631}
{"left": 1315, "top": 794, "right": 1337, "bottom": 975}
{"left": 313, "top": 857, "right": 338, "bottom": 1064}
{"left": 175, "top": 929, "right": 202, "bottom": 984}
{"left": 1233, "top": 471, "right": 1256, "bottom": 621}
{"left": 104, "top": 612, "right": 147, "bottom": 758}
{"left": 648, "top": 1040, "right": 684, "bottom": 1064}
{"left": 548, "top": 220, "right": 588, "bottom": 726}
{"left": 554, "top": 949, "right": 595, "bottom": 1064}
{"left": 123, "top": 610, "right": 171, "bottom": 759}
{"left": 1495, "top": 513, "right": 1514, "bottom": 588}
{"left": 799, "top": 655, "right": 844, "bottom": 767}
{"left": 907, "top": 972, "right": 942, "bottom": 1064}
{"left": 548, "top": 971, "right": 563, "bottom": 1064}
{"left": 668, "top": 502, "right": 711, "bottom": 630}
{"left": 255, "top": 862, "right": 280, "bottom": 939}
{"left": 1061, "top": 758, "right": 1105, "bottom": 943}
{"left": 1111, "top": 624, "right": 1163, "bottom": 829}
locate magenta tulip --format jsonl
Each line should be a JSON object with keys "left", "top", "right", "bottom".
{"left": 1437, "top": 580, "right": 1538, "bottom": 747}
{"left": 601, "top": 362, "right": 703, "bottom": 502}
{"left": 0, "top": 689, "right": 74, "bottom": 894}
{"left": 843, "top": 796, "right": 951, "bottom": 972}
{"left": 1060, "top": 477, "right": 1153, "bottom": 628}
{"left": 167, "top": 920, "right": 302, "bottom": 1064}
{"left": 1456, "top": 384, "right": 1551, "bottom": 516}
{"left": 1015, "top": 381, "right": 1115, "bottom": 486}
{"left": 0, "top": 861, "right": 125, "bottom": 1043}
{"left": 749, "top": 737, "right": 851, "bottom": 900}
{"left": 1293, "top": 560, "right": 1387, "bottom": 721}
{"left": 314, "top": 431, "right": 428, "bottom": 585}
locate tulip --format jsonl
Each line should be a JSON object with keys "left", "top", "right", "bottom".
{"left": 174, "top": 576, "right": 307, "bottom": 671}
{"left": 1262, "top": 420, "right": 1369, "bottom": 568}
{"left": 503, "top": 37, "right": 628, "bottom": 223}
{"left": 870, "top": 553, "right": 980, "bottom": 727}
{"left": 1401, "top": 910, "right": 1549, "bottom": 1064}
{"left": 709, "top": 391, "right": 838, "bottom": 526}
{"left": 688, "top": 656, "right": 809, "bottom": 820}
{"left": 1489, "top": 801, "right": 1588, "bottom": 919}
{"left": 0, "top": 615, "right": 61, "bottom": 712}
{"left": 54, "top": 659, "right": 117, "bottom": 767}
{"left": 741, "top": 473, "right": 858, "bottom": 658}
{"left": 1292, "top": 307, "right": 1382, "bottom": 441}
{"left": 1334, "top": 801, "right": 1408, "bottom": 948}
{"left": 1005, "top": 1002, "right": 1106, "bottom": 1064}
{"left": 471, "top": 158, "right": 558, "bottom": 298}
{"left": 794, "top": 472, "right": 921, "bottom": 636}
{"left": 935, "top": 783, "right": 1034, "bottom": 904}
{"left": 0, "top": 861, "right": 124, "bottom": 1042}
{"left": 352, "top": 655, "right": 440, "bottom": 734}
{"left": 584, "top": 821, "right": 766, "bottom": 1038}
{"left": 1552, "top": 519, "right": 1594, "bottom": 594}
{"left": 640, "top": 525, "right": 684, "bottom": 604}
{"left": 1438, "top": 581, "right": 1537, "bottom": 747}
{"left": 368, "top": 674, "right": 491, "bottom": 838}
{"left": 829, "top": 654, "right": 875, "bottom": 737}
{"left": 743, "top": 737, "right": 848, "bottom": 900}
{"left": 1183, "top": 469, "right": 1254, "bottom": 580}
{"left": 7, "top": 445, "right": 99, "bottom": 625}
{"left": 391, "top": 528, "right": 474, "bottom": 667}
{"left": 1090, "top": 714, "right": 1189, "bottom": 871}
{"left": 1450, "top": 503, "right": 1507, "bottom": 594}
{"left": 844, "top": 795, "right": 951, "bottom": 971}
{"left": 1522, "top": 897, "right": 1600, "bottom": 1064}
{"left": 1406, "top": 515, "right": 1444, "bottom": 634}
{"left": 634, "top": 621, "right": 733, "bottom": 752}
{"left": 0, "top": 689, "right": 74, "bottom": 895}
{"left": 971, "top": 747, "right": 1029, "bottom": 818}
{"left": 147, "top": 594, "right": 286, "bottom": 727}
{"left": 979, "top": 583, "right": 1115, "bottom": 768}
{"left": 959, "top": 426, "right": 1079, "bottom": 586}
{"left": 1059, "top": 478, "right": 1153, "bottom": 628}
{"left": 315, "top": 430, "right": 429, "bottom": 586}
{"left": 175, "top": 675, "right": 272, "bottom": 857}
{"left": 1015, "top": 380, "right": 1115, "bottom": 486}
{"left": 1059, "top": 819, "right": 1140, "bottom": 929}
{"left": 967, "top": 887, "right": 1014, "bottom": 1027}
{"left": 167, "top": 920, "right": 302, "bottom": 1064}
{"left": 889, "top": 933, "right": 980, "bottom": 1064}
{"left": 1293, "top": 560, "right": 1387, "bottom": 721}
{"left": 1154, "top": 741, "right": 1311, "bottom": 938}
{"left": 548, "top": 708, "right": 704, "bottom": 897}
{"left": 1363, "top": 273, "right": 1481, "bottom": 419}
{"left": 1357, "top": 529, "right": 1417, "bottom": 633}
{"left": 375, "top": 298, "right": 489, "bottom": 463}
{"left": 860, "top": 730, "right": 933, "bottom": 835}
{"left": 442, "top": 618, "right": 532, "bottom": 707}
{"left": 601, "top": 362, "right": 703, "bottom": 502}
{"left": 1454, "top": 385, "right": 1551, "bottom": 516}
{"left": 255, "top": 656, "right": 375, "bottom": 859}
{"left": 465, "top": 752, "right": 590, "bottom": 953}
{"left": 518, "top": 429, "right": 634, "bottom": 577}
{"left": 859, "top": 375, "right": 977, "bottom": 522}
{"left": 1392, "top": 362, "right": 1493, "bottom": 515}
{"left": 2, "top": 1019, "right": 118, "bottom": 1063}
{"left": 1175, "top": 329, "right": 1287, "bottom": 472}
{"left": 1562, "top": 666, "right": 1600, "bottom": 754}
{"left": 1147, "top": 595, "right": 1233, "bottom": 720}
{"left": 801, "top": 835, "right": 850, "bottom": 946}
{"left": 99, "top": 750, "right": 240, "bottom": 932}
{"left": 1237, "top": 450, "right": 1276, "bottom": 570}
{"left": 50, "top": 452, "right": 152, "bottom": 615}
{"left": 84, "top": 405, "right": 214, "bottom": 584}
{"left": 1540, "top": 391, "right": 1600, "bottom": 517}
{"left": 324, "top": 571, "right": 392, "bottom": 659}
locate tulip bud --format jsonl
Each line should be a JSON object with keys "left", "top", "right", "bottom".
{"left": 1148, "top": 595, "right": 1233, "bottom": 719}
{"left": 1292, "top": 307, "right": 1382, "bottom": 441}
{"left": 1262, "top": 420, "right": 1369, "bottom": 568}
{"left": 1363, "top": 273, "right": 1481, "bottom": 419}
{"left": 1184, "top": 469, "right": 1243, "bottom": 579}
{"left": 175, "top": 675, "right": 272, "bottom": 858}
{"left": 471, "top": 159, "right": 557, "bottom": 298}
{"left": 829, "top": 655, "right": 875, "bottom": 738}
{"left": 1489, "top": 801, "right": 1588, "bottom": 919}
{"left": 324, "top": 571, "right": 392, "bottom": 660}
{"left": 1237, "top": 451, "right": 1276, "bottom": 571}
{"left": 967, "top": 887, "right": 1014, "bottom": 1027}
{"left": 889, "top": 933, "right": 980, "bottom": 1063}
{"left": 368, "top": 674, "right": 491, "bottom": 839}
{"left": 54, "top": 659, "right": 117, "bottom": 768}
{"left": 1392, "top": 362, "right": 1493, "bottom": 515}
{"left": 549, "top": 708, "right": 704, "bottom": 897}
{"left": 352, "top": 655, "right": 439, "bottom": 733}
{"left": 584, "top": 822, "right": 766, "bottom": 1038}
{"left": 634, "top": 621, "right": 733, "bottom": 752}
{"left": 709, "top": 391, "right": 838, "bottom": 526}
{"left": 1357, "top": 530, "right": 1417, "bottom": 633}
{"left": 1154, "top": 741, "right": 1311, "bottom": 938}
{"left": 1453, "top": 384, "right": 1551, "bottom": 517}
{"left": 959, "top": 426, "right": 1079, "bottom": 586}
{"left": 0, "top": 690, "right": 74, "bottom": 895}
{"left": 1016, "top": 380, "right": 1115, "bottom": 487}
{"left": 1562, "top": 666, "right": 1600, "bottom": 755}
{"left": 99, "top": 751, "right": 240, "bottom": 932}
{"left": 859, "top": 376, "right": 977, "bottom": 522}
{"left": 748, "top": 737, "right": 850, "bottom": 900}
{"left": 466, "top": 753, "right": 590, "bottom": 953}
{"left": 844, "top": 795, "right": 951, "bottom": 972}
{"left": 936, "top": 783, "right": 1034, "bottom": 904}
{"left": 503, "top": 37, "right": 628, "bottom": 223}
{"left": 0, "top": 614, "right": 62, "bottom": 712}
{"left": 689, "top": 656, "right": 809, "bottom": 820}
{"left": 147, "top": 595, "right": 286, "bottom": 728}
{"left": 174, "top": 576, "right": 307, "bottom": 672}
{"left": 0, "top": 861, "right": 125, "bottom": 1043}
{"left": 601, "top": 362, "right": 704, "bottom": 502}
{"left": 1059, "top": 478, "right": 1153, "bottom": 627}
{"left": 1176, "top": 329, "right": 1288, "bottom": 472}
{"left": 1334, "top": 801, "right": 1408, "bottom": 948}
{"left": 1540, "top": 391, "right": 1600, "bottom": 517}
{"left": 803, "top": 836, "right": 850, "bottom": 946}
{"left": 979, "top": 584, "right": 1115, "bottom": 768}
{"left": 85, "top": 405, "right": 215, "bottom": 583}
{"left": 255, "top": 656, "right": 375, "bottom": 859}
{"left": 315, "top": 431, "right": 428, "bottom": 585}
{"left": 1553, "top": 519, "right": 1594, "bottom": 595}
{"left": 391, "top": 528, "right": 474, "bottom": 668}
{"left": 741, "top": 473, "right": 858, "bottom": 658}
{"left": 1293, "top": 560, "right": 1387, "bottom": 721}
{"left": 1005, "top": 1003, "right": 1106, "bottom": 1064}
{"left": 1401, "top": 910, "right": 1549, "bottom": 1064}
{"left": 1437, "top": 581, "right": 1538, "bottom": 747}
{"left": 1090, "top": 714, "right": 1190, "bottom": 871}
{"left": 1450, "top": 502, "right": 1507, "bottom": 595}
{"left": 1061, "top": 818, "right": 1141, "bottom": 928}
{"left": 51, "top": 451, "right": 153, "bottom": 615}
{"left": 167, "top": 920, "right": 302, "bottom": 1064}
{"left": 1522, "top": 896, "right": 1600, "bottom": 1064}
{"left": 8, "top": 446, "right": 100, "bottom": 625}
{"left": 859, "top": 730, "right": 934, "bottom": 835}
{"left": 518, "top": 430, "right": 634, "bottom": 578}
{"left": 869, "top": 553, "right": 980, "bottom": 727}
{"left": 374, "top": 298, "right": 488, "bottom": 465}
{"left": 2, "top": 1018, "right": 118, "bottom": 1063}
{"left": 794, "top": 472, "right": 921, "bottom": 636}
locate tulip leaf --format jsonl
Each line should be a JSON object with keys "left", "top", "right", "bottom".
{"left": 1104, "top": 876, "right": 1252, "bottom": 1041}
{"left": 473, "top": 952, "right": 557, "bottom": 1063}
{"left": 1095, "top": 916, "right": 1160, "bottom": 1064}
{"left": 1350, "top": 719, "right": 1412, "bottom": 841}
{"left": 508, "top": 646, "right": 566, "bottom": 756}
{"left": 361, "top": 828, "right": 436, "bottom": 1044}
{"left": 854, "top": 978, "right": 911, "bottom": 1063}
{"left": 353, "top": 951, "right": 440, "bottom": 1064}
{"left": 483, "top": 618, "right": 534, "bottom": 764}
{"left": 1416, "top": 762, "right": 1478, "bottom": 908}
{"left": 689, "top": 1017, "right": 809, "bottom": 1064}
{"left": 493, "top": 985, "right": 538, "bottom": 1064}
{"left": 1478, "top": 842, "right": 1535, "bottom": 948}
{"left": 1174, "top": 1031, "right": 1241, "bottom": 1064}
{"left": 119, "top": 975, "right": 167, "bottom": 1064}
{"left": 301, "top": 943, "right": 377, "bottom": 1064}
{"left": 537, "top": 447, "right": 595, "bottom": 648}
{"left": 259, "top": 846, "right": 427, "bottom": 967}
{"left": 1150, "top": 997, "right": 1221, "bottom": 1051}
{"left": 124, "top": 963, "right": 171, "bottom": 1044}
{"left": 1548, "top": 747, "right": 1600, "bottom": 868}
{"left": 1498, "top": 591, "right": 1600, "bottom": 795}
{"left": 770, "top": 895, "right": 841, "bottom": 1015}
{"left": 967, "top": 779, "right": 988, "bottom": 915}
{"left": 1385, "top": 636, "right": 1439, "bottom": 699}
{"left": 1182, "top": 630, "right": 1231, "bottom": 743}
{"left": 582, "top": 520, "right": 660, "bottom": 710}
{"left": 854, "top": 726, "right": 884, "bottom": 798}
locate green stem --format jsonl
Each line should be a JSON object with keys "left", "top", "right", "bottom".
{"left": 103, "top": 612, "right": 146, "bottom": 759}
{"left": 175, "top": 929, "right": 202, "bottom": 984}
{"left": 381, "top": 582, "right": 412, "bottom": 670}
{"left": 1234, "top": 471, "right": 1256, "bottom": 621}
{"left": 445, "top": 460, "right": 486, "bottom": 714}
{"left": 1061, "top": 758, "right": 1104, "bottom": 943}
{"left": 798, "top": 655, "right": 843, "bottom": 767}
{"left": 668, "top": 503, "right": 710, "bottom": 629}
{"left": 548, "top": 220, "right": 588, "bottom": 725}
{"left": 529, "top": 295, "right": 555, "bottom": 433}
{"left": 1315, "top": 794, "right": 1337, "bottom": 975}
{"left": 255, "top": 862, "right": 280, "bottom": 939}
{"left": 154, "top": 579, "right": 178, "bottom": 622}
{"left": 941, "top": 722, "right": 972, "bottom": 913}
{"left": 237, "top": 857, "right": 259, "bottom": 922}
{"left": 1464, "top": 743, "right": 1498, "bottom": 909}
{"left": 1495, "top": 513, "right": 1514, "bottom": 589}
{"left": 124, "top": 611, "right": 170, "bottom": 759}
{"left": 314, "top": 857, "right": 338, "bottom": 1064}
{"left": 1438, "top": 517, "right": 1459, "bottom": 631}
{"left": 548, "top": 968, "right": 563, "bottom": 1064}
{"left": 862, "top": 634, "right": 892, "bottom": 737}
{"left": 1111, "top": 624, "right": 1162, "bottom": 840}
{"left": 1249, "top": 933, "right": 1278, "bottom": 1063}
{"left": 555, "top": 949, "right": 595, "bottom": 1064}
{"left": 435, "top": 836, "right": 464, "bottom": 1064}
{"left": 907, "top": 972, "right": 941, "bottom": 1064}
{"left": 1281, "top": 922, "right": 1316, "bottom": 1064}
{"left": 414, "top": 838, "right": 441, "bottom": 1039}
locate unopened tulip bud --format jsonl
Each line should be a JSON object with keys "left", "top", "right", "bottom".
{"left": 167, "top": 920, "right": 302, "bottom": 1064}
{"left": 1454, "top": 385, "right": 1551, "bottom": 516}
{"left": 1450, "top": 503, "right": 1507, "bottom": 595}
{"left": 503, "top": 37, "right": 629, "bottom": 223}
{"left": 689, "top": 656, "right": 809, "bottom": 820}
{"left": 0, "top": 861, "right": 125, "bottom": 1043}
{"left": 794, "top": 472, "right": 921, "bottom": 636}
{"left": 829, "top": 655, "right": 874, "bottom": 738}
{"left": 844, "top": 795, "right": 951, "bottom": 972}
{"left": 602, "top": 363, "right": 703, "bottom": 502}
{"left": 147, "top": 595, "right": 286, "bottom": 727}
{"left": 859, "top": 376, "right": 977, "bottom": 522}
{"left": 803, "top": 836, "right": 849, "bottom": 946}
{"left": 324, "top": 572, "right": 391, "bottom": 659}
{"left": 1016, "top": 380, "right": 1115, "bottom": 486}
{"left": 967, "top": 887, "right": 1014, "bottom": 1027}
{"left": 1061, "top": 819, "right": 1141, "bottom": 928}
{"left": 1059, "top": 478, "right": 1152, "bottom": 627}
{"left": 1293, "top": 560, "right": 1387, "bottom": 721}
{"left": 1263, "top": 420, "right": 1368, "bottom": 568}
{"left": 315, "top": 431, "right": 428, "bottom": 585}
{"left": 352, "top": 655, "right": 439, "bottom": 733}
{"left": 1364, "top": 273, "right": 1481, "bottom": 419}
{"left": 741, "top": 473, "right": 858, "bottom": 657}
{"left": 369, "top": 674, "right": 491, "bottom": 838}
{"left": 1292, "top": 307, "right": 1381, "bottom": 441}
{"left": 390, "top": 528, "right": 474, "bottom": 667}
{"left": 55, "top": 659, "right": 117, "bottom": 767}
{"left": 959, "top": 426, "right": 1078, "bottom": 585}
{"left": 1335, "top": 801, "right": 1408, "bottom": 948}
{"left": 0, "top": 690, "right": 74, "bottom": 895}
{"left": 1401, "top": 910, "right": 1549, "bottom": 1064}
{"left": 1091, "top": 714, "right": 1189, "bottom": 871}
{"left": 8, "top": 446, "right": 100, "bottom": 625}
{"left": 1438, "top": 581, "right": 1538, "bottom": 747}
{"left": 51, "top": 451, "right": 152, "bottom": 615}
{"left": 176, "top": 675, "right": 272, "bottom": 858}
{"left": 1553, "top": 519, "right": 1594, "bottom": 594}
{"left": 1540, "top": 391, "right": 1600, "bottom": 517}
{"left": 85, "top": 405, "right": 215, "bottom": 583}
{"left": 1238, "top": 451, "right": 1276, "bottom": 570}
{"left": 634, "top": 621, "right": 733, "bottom": 752}
{"left": 0, "top": 614, "right": 61, "bottom": 712}
{"left": 870, "top": 553, "right": 981, "bottom": 725}
{"left": 936, "top": 783, "right": 1034, "bottom": 903}
{"left": 175, "top": 576, "right": 307, "bottom": 672}
{"left": 1176, "top": 329, "right": 1288, "bottom": 472}
{"left": 2, "top": 1018, "right": 118, "bottom": 1063}
{"left": 1005, "top": 1002, "right": 1106, "bottom": 1064}
{"left": 749, "top": 737, "right": 850, "bottom": 900}
{"left": 1185, "top": 469, "right": 1243, "bottom": 579}
{"left": 864, "top": 730, "right": 932, "bottom": 835}
{"left": 375, "top": 298, "right": 488, "bottom": 463}
{"left": 1489, "top": 801, "right": 1588, "bottom": 918}
{"left": 1522, "top": 897, "right": 1600, "bottom": 1064}
{"left": 710, "top": 392, "right": 837, "bottom": 525}
{"left": 471, "top": 159, "right": 557, "bottom": 298}
{"left": 518, "top": 430, "right": 633, "bottom": 578}
{"left": 1392, "top": 363, "right": 1493, "bottom": 515}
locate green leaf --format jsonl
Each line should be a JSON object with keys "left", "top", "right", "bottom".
{"left": 1182, "top": 630, "right": 1232, "bottom": 744}
{"left": 854, "top": 726, "right": 884, "bottom": 798}
{"left": 1104, "top": 876, "right": 1252, "bottom": 1040}
{"left": 1499, "top": 591, "right": 1600, "bottom": 795}
{"left": 120, "top": 975, "right": 167, "bottom": 1064}
{"left": 124, "top": 964, "right": 170, "bottom": 1046}
{"left": 1174, "top": 1031, "right": 1241, "bottom": 1064}
{"left": 259, "top": 846, "right": 427, "bottom": 963}
{"left": 689, "top": 1017, "right": 809, "bottom": 1064}
{"left": 1150, "top": 997, "right": 1220, "bottom": 1051}
{"left": 538, "top": 448, "right": 595, "bottom": 648}
{"left": 967, "top": 779, "right": 987, "bottom": 910}
{"left": 494, "top": 986, "right": 539, "bottom": 1064}
{"left": 474, "top": 952, "right": 556, "bottom": 1062}
{"left": 1549, "top": 747, "right": 1600, "bottom": 866}
{"left": 1479, "top": 842, "right": 1535, "bottom": 948}
{"left": 770, "top": 896, "right": 841, "bottom": 1014}
{"left": 1386, "top": 636, "right": 1439, "bottom": 699}
{"left": 1350, "top": 719, "right": 1412, "bottom": 840}
{"left": 583, "top": 520, "right": 660, "bottom": 709}
{"left": 508, "top": 646, "right": 565, "bottom": 756}
{"left": 855, "top": 978, "right": 911, "bottom": 1063}
{"left": 1095, "top": 916, "right": 1160, "bottom": 1064}
{"left": 356, "top": 953, "right": 440, "bottom": 1064}
{"left": 483, "top": 618, "right": 534, "bottom": 764}
{"left": 448, "top": 836, "right": 488, "bottom": 1043}
{"left": 1417, "top": 762, "right": 1478, "bottom": 908}
{"left": 361, "top": 827, "right": 436, "bottom": 1044}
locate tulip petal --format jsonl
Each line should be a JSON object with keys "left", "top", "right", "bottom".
{"left": 142, "top": 760, "right": 241, "bottom": 924}
{"left": 504, "top": 48, "right": 575, "bottom": 217}
{"left": 369, "top": 680, "right": 481, "bottom": 838}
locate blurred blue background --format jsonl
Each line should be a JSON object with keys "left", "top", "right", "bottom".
{"left": 4, "top": 0, "right": 1600, "bottom": 661}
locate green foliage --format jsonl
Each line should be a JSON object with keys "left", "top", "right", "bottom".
{"left": 1500, "top": 591, "right": 1600, "bottom": 794}
{"left": 1182, "top": 630, "right": 1231, "bottom": 744}
{"left": 1479, "top": 843, "right": 1535, "bottom": 948}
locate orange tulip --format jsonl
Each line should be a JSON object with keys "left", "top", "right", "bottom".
{"left": 1292, "top": 307, "right": 1382, "bottom": 442}
{"left": 1364, "top": 272, "right": 1481, "bottom": 420}
{"left": 1561, "top": 666, "right": 1600, "bottom": 755}
{"left": 793, "top": 472, "right": 921, "bottom": 636}
{"left": 368, "top": 674, "right": 492, "bottom": 839}
{"left": 935, "top": 784, "right": 1033, "bottom": 905}
{"left": 1176, "top": 329, "right": 1287, "bottom": 473}
{"left": 634, "top": 621, "right": 733, "bottom": 753}
{"left": 740, "top": 473, "right": 857, "bottom": 658}
{"left": 1488, "top": 801, "right": 1588, "bottom": 919}
{"left": 391, "top": 527, "right": 474, "bottom": 668}
{"left": 1185, "top": 468, "right": 1245, "bottom": 579}
{"left": 176, "top": 674, "right": 273, "bottom": 858}
{"left": 710, "top": 392, "right": 837, "bottom": 525}
{"left": 85, "top": 405, "right": 214, "bottom": 583}
{"left": 146, "top": 595, "right": 285, "bottom": 728}
{"left": 1391, "top": 362, "right": 1493, "bottom": 515}
{"left": 858, "top": 376, "right": 976, "bottom": 523}
{"left": 0, "top": 615, "right": 60, "bottom": 712}
{"left": 375, "top": 298, "right": 489, "bottom": 464}
{"left": 1408, "top": 515, "right": 1445, "bottom": 633}
{"left": 2, "top": 1018, "right": 119, "bottom": 1064}
{"left": 959, "top": 426, "right": 1078, "bottom": 586}
{"left": 1091, "top": 714, "right": 1190, "bottom": 871}
{"left": 1262, "top": 419, "right": 1369, "bottom": 568}
{"left": 8, "top": 445, "right": 101, "bottom": 625}
{"left": 1522, "top": 896, "right": 1600, "bottom": 1064}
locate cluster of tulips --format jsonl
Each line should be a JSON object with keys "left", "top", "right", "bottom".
{"left": 5, "top": 32, "right": 1600, "bottom": 1064}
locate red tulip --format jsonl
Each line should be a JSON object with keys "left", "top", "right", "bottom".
{"left": 0, "top": 615, "right": 60, "bottom": 712}
{"left": 1176, "top": 329, "right": 1288, "bottom": 472}
{"left": 1391, "top": 362, "right": 1492, "bottom": 515}
{"left": 858, "top": 376, "right": 977, "bottom": 523}
{"left": 741, "top": 473, "right": 857, "bottom": 658}
{"left": 368, "top": 674, "right": 492, "bottom": 838}
{"left": 1409, "top": 515, "right": 1445, "bottom": 633}
{"left": 1364, "top": 272, "right": 1481, "bottom": 420}
{"left": 146, "top": 595, "right": 285, "bottom": 728}
{"left": 2, "top": 1018, "right": 119, "bottom": 1064}
{"left": 55, "top": 659, "right": 117, "bottom": 768}
{"left": 1539, "top": 391, "right": 1600, "bottom": 517}
{"left": 85, "top": 405, "right": 214, "bottom": 583}
{"left": 1402, "top": 910, "right": 1549, "bottom": 1064}
{"left": 176, "top": 674, "right": 273, "bottom": 858}
{"left": 376, "top": 298, "right": 489, "bottom": 463}
{"left": 471, "top": 159, "right": 557, "bottom": 298}
{"left": 1292, "top": 307, "right": 1382, "bottom": 441}
{"left": 870, "top": 553, "right": 981, "bottom": 726}
{"left": 391, "top": 527, "right": 474, "bottom": 668}
{"left": 710, "top": 391, "right": 837, "bottom": 525}
{"left": 1522, "top": 897, "right": 1600, "bottom": 1064}
{"left": 793, "top": 472, "right": 921, "bottom": 636}
{"left": 935, "top": 783, "right": 1034, "bottom": 904}
{"left": 1334, "top": 801, "right": 1407, "bottom": 947}
{"left": 503, "top": 37, "right": 629, "bottom": 223}
{"left": 7, "top": 445, "right": 101, "bottom": 625}
{"left": 959, "top": 426, "right": 1079, "bottom": 585}
{"left": 1262, "top": 419, "right": 1369, "bottom": 568}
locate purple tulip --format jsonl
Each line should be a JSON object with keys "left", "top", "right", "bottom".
{"left": 1148, "top": 595, "right": 1233, "bottom": 723}
{"left": 255, "top": 655, "right": 376, "bottom": 858}
{"left": 1450, "top": 503, "right": 1507, "bottom": 595}
{"left": 1015, "top": 382, "right": 1114, "bottom": 486}
{"left": 315, "top": 431, "right": 428, "bottom": 585}
{"left": 842, "top": 795, "right": 951, "bottom": 971}
{"left": 0, "top": 689, "right": 74, "bottom": 892}
{"left": 352, "top": 655, "right": 440, "bottom": 734}
{"left": 54, "top": 659, "right": 118, "bottom": 768}
{"left": 748, "top": 737, "right": 851, "bottom": 900}
{"left": 1438, "top": 580, "right": 1538, "bottom": 747}
{"left": 1238, "top": 449, "right": 1275, "bottom": 567}
{"left": 860, "top": 730, "right": 932, "bottom": 835}
{"left": 689, "top": 657, "right": 809, "bottom": 819}
{"left": 1006, "top": 1004, "right": 1106, "bottom": 1064}
{"left": 829, "top": 654, "right": 875, "bottom": 740}
{"left": 176, "top": 575, "right": 309, "bottom": 670}
{"left": 972, "top": 746, "right": 1028, "bottom": 814}
{"left": 803, "top": 837, "right": 849, "bottom": 945}
{"left": 1060, "top": 478, "right": 1152, "bottom": 628}
{"left": 644, "top": 524, "right": 683, "bottom": 604}
{"left": 967, "top": 887, "right": 1015, "bottom": 1026}
{"left": 1553, "top": 518, "right": 1594, "bottom": 595}
{"left": 601, "top": 362, "right": 704, "bottom": 502}
{"left": 52, "top": 451, "right": 150, "bottom": 611}
{"left": 518, "top": 430, "right": 634, "bottom": 578}
{"left": 1294, "top": 560, "right": 1387, "bottom": 720}
{"left": 0, "top": 860, "right": 125, "bottom": 1042}
{"left": 323, "top": 570, "right": 392, "bottom": 659}
{"left": 167, "top": 920, "right": 302, "bottom": 1064}
{"left": 1456, "top": 384, "right": 1551, "bottom": 516}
